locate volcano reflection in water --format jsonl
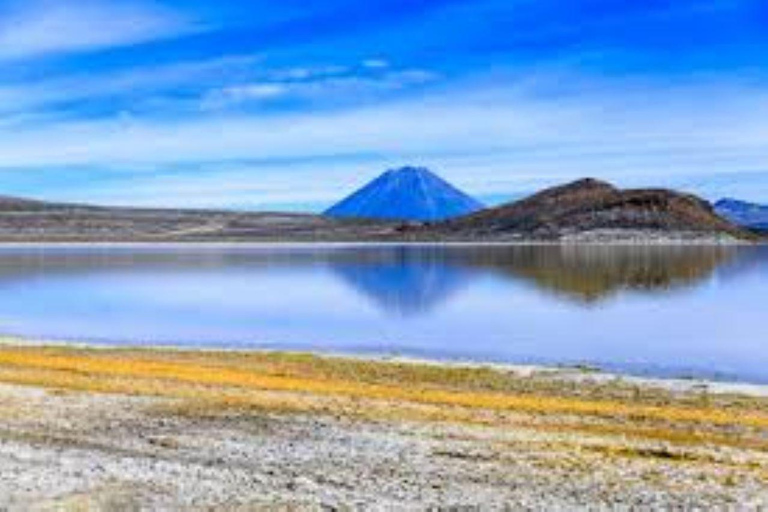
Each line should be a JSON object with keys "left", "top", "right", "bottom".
{"left": 0, "top": 244, "right": 765, "bottom": 382}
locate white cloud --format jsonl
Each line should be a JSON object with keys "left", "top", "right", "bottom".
{"left": 0, "top": 0, "right": 199, "bottom": 60}
{"left": 0, "top": 78, "right": 766, "bottom": 170}
{"left": 0, "top": 57, "right": 434, "bottom": 120}
{"left": 201, "top": 83, "right": 289, "bottom": 110}
{"left": 1, "top": 70, "right": 768, "bottom": 207}
{"left": 62, "top": 162, "right": 371, "bottom": 209}
{"left": 363, "top": 59, "right": 390, "bottom": 69}
{"left": 269, "top": 65, "right": 350, "bottom": 81}
{"left": 200, "top": 68, "right": 439, "bottom": 110}
{"left": 0, "top": 55, "right": 261, "bottom": 119}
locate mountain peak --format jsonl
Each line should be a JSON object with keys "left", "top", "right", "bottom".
{"left": 568, "top": 177, "right": 615, "bottom": 189}
{"left": 325, "top": 167, "right": 484, "bottom": 222}
{"left": 385, "top": 166, "right": 432, "bottom": 178}
{"left": 715, "top": 197, "right": 768, "bottom": 230}
{"left": 387, "top": 165, "right": 427, "bottom": 174}
{"left": 715, "top": 198, "right": 754, "bottom": 209}
{"left": 541, "top": 178, "right": 617, "bottom": 196}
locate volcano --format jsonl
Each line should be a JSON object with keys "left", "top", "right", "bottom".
{"left": 325, "top": 166, "right": 484, "bottom": 222}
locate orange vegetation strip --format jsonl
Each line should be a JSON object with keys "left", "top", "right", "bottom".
{"left": 0, "top": 348, "right": 766, "bottom": 430}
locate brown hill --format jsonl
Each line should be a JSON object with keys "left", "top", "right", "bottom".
{"left": 0, "top": 195, "right": 56, "bottom": 211}
{"left": 432, "top": 178, "right": 750, "bottom": 241}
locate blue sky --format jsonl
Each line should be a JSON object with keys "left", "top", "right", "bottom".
{"left": 0, "top": 0, "right": 767, "bottom": 210}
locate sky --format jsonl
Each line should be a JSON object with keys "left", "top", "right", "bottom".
{"left": 0, "top": 0, "right": 767, "bottom": 210}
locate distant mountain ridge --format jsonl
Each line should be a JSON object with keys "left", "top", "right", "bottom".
{"left": 715, "top": 198, "right": 768, "bottom": 231}
{"left": 427, "top": 178, "right": 750, "bottom": 241}
{"left": 325, "top": 166, "right": 484, "bottom": 222}
{"left": 0, "top": 177, "right": 757, "bottom": 243}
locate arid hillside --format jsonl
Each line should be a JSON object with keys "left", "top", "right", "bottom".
{"left": 428, "top": 179, "right": 750, "bottom": 242}
{"left": 0, "top": 179, "right": 754, "bottom": 242}
{"left": 0, "top": 197, "right": 395, "bottom": 242}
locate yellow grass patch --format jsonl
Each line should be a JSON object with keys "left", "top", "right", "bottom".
{"left": 1, "top": 345, "right": 768, "bottom": 456}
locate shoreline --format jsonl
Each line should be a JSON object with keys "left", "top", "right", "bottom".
{"left": 0, "top": 237, "right": 761, "bottom": 248}
{"left": 4, "top": 336, "right": 768, "bottom": 397}
{"left": 1, "top": 342, "right": 767, "bottom": 507}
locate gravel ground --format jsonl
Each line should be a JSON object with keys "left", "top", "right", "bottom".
{"left": 1, "top": 382, "right": 767, "bottom": 510}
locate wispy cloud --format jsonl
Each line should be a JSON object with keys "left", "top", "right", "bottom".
{"left": 0, "top": 0, "right": 200, "bottom": 60}
{"left": 362, "top": 59, "right": 390, "bottom": 69}
{"left": 0, "top": 1, "right": 765, "bottom": 209}
{"left": 52, "top": 161, "right": 373, "bottom": 210}
{"left": 200, "top": 64, "right": 439, "bottom": 110}
{"left": 0, "top": 72, "right": 767, "bottom": 205}
{"left": 0, "top": 55, "right": 436, "bottom": 122}
{"left": 0, "top": 54, "right": 261, "bottom": 120}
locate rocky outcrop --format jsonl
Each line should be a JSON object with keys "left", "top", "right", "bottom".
{"left": 432, "top": 178, "right": 750, "bottom": 241}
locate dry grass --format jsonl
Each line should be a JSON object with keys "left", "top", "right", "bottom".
{"left": 1, "top": 344, "right": 768, "bottom": 459}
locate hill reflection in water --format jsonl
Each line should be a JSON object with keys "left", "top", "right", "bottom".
{"left": 469, "top": 245, "right": 741, "bottom": 303}
{"left": 0, "top": 245, "right": 758, "bottom": 318}
{"left": 326, "top": 244, "right": 750, "bottom": 313}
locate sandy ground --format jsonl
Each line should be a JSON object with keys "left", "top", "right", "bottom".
{"left": 0, "top": 347, "right": 767, "bottom": 510}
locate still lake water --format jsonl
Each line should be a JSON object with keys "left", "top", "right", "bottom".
{"left": 0, "top": 244, "right": 766, "bottom": 382}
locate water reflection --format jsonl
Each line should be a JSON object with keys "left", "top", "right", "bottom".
{"left": 468, "top": 245, "right": 739, "bottom": 303}
{"left": 328, "top": 245, "right": 743, "bottom": 310}
{"left": 328, "top": 247, "right": 474, "bottom": 316}
{"left": 0, "top": 244, "right": 758, "bottom": 315}
{"left": 0, "top": 245, "right": 765, "bottom": 381}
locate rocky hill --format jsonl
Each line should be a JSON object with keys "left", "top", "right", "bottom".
{"left": 428, "top": 178, "right": 750, "bottom": 242}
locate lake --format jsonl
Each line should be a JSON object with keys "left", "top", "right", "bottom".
{"left": 0, "top": 244, "right": 766, "bottom": 382}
